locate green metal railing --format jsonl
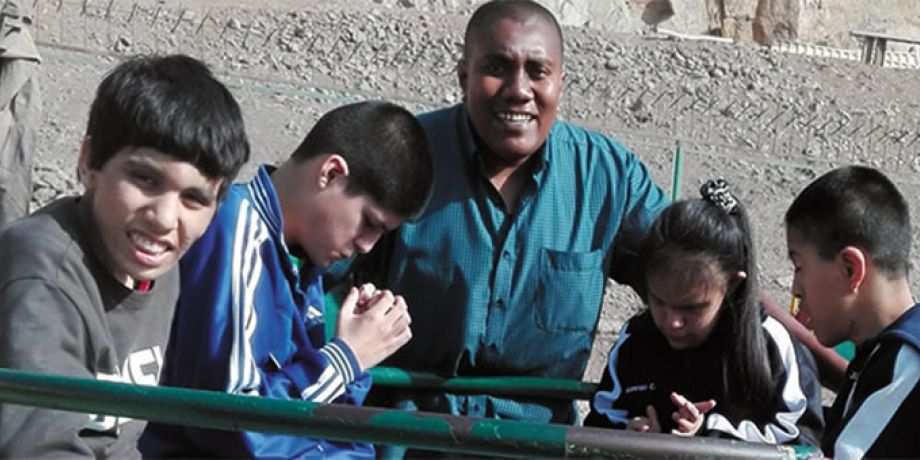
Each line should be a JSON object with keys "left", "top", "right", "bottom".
{"left": 370, "top": 367, "right": 598, "bottom": 400}
{"left": 0, "top": 368, "right": 818, "bottom": 459}
{"left": 262, "top": 142, "right": 830, "bottom": 457}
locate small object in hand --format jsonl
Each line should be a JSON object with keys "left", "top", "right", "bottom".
{"left": 355, "top": 283, "right": 378, "bottom": 314}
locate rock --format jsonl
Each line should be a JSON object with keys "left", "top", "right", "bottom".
{"left": 279, "top": 38, "right": 300, "bottom": 53}
{"left": 113, "top": 36, "right": 131, "bottom": 53}
{"left": 753, "top": 0, "right": 800, "bottom": 45}
{"left": 542, "top": 0, "right": 638, "bottom": 33}
{"left": 637, "top": 0, "right": 675, "bottom": 26}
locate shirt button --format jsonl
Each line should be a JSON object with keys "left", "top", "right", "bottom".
{"left": 502, "top": 250, "right": 511, "bottom": 259}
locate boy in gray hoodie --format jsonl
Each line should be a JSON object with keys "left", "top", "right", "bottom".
{"left": 0, "top": 54, "right": 249, "bottom": 459}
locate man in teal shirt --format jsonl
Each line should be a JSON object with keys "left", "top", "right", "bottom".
{"left": 348, "top": 0, "right": 668, "bottom": 428}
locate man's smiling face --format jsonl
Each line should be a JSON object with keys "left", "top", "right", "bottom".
{"left": 459, "top": 15, "right": 564, "bottom": 166}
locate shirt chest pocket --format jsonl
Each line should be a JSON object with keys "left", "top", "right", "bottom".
{"left": 533, "top": 248, "right": 605, "bottom": 333}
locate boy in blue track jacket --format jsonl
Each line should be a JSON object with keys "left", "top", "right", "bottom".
{"left": 140, "top": 101, "right": 434, "bottom": 458}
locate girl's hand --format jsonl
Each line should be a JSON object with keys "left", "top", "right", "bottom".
{"left": 626, "top": 405, "right": 661, "bottom": 433}
{"left": 670, "top": 392, "right": 716, "bottom": 437}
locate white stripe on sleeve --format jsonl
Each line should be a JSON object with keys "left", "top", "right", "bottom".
{"left": 835, "top": 345, "right": 920, "bottom": 459}
{"left": 705, "top": 317, "right": 805, "bottom": 444}
{"left": 227, "top": 202, "right": 269, "bottom": 396}
{"left": 300, "top": 365, "right": 346, "bottom": 402}
{"left": 591, "top": 329, "right": 632, "bottom": 425}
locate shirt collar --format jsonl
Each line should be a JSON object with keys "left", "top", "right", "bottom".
{"left": 248, "top": 164, "right": 284, "bottom": 238}
{"left": 250, "top": 164, "right": 324, "bottom": 281}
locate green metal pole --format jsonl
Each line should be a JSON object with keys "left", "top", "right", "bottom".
{"left": 671, "top": 141, "right": 684, "bottom": 201}
{"left": 370, "top": 367, "right": 598, "bottom": 400}
{"left": 0, "top": 369, "right": 809, "bottom": 459}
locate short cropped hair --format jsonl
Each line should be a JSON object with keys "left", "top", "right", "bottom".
{"left": 85, "top": 54, "right": 250, "bottom": 195}
{"left": 463, "top": 0, "right": 564, "bottom": 59}
{"left": 786, "top": 165, "right": 911, "bottom": 277}
{"left": 290, "top": 101, "right": 433, "bottom": 219}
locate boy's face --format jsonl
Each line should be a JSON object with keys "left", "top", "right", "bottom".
{"left": 80, "top": 145, "right": 223, "bottom": 286}
{"left": 786, "top": 227, "right": 852, "bottom": 347}
{"left": 646, "top": 263, "right": 728, "bottom": 350}
{"left": 283, "top": 162, "right": 402, "bottom": 267}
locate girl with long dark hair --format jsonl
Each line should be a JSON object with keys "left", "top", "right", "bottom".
{"left": 585, "top": 179, "right": 824, "bottom": 445}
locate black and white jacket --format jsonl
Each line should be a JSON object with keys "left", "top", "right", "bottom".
{"left": 823, "top": 303, "right": 920, "bottom": 459}
{"left": 585, "top": 309, "right": 824, "bottom": 446}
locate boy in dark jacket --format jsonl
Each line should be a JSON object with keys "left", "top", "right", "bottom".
{"left": 786, "top": 165, "right": 920, "bottom": 458}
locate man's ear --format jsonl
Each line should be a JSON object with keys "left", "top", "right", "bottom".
{"left": 839, "top": 246, "right": 867, "bottom": 293}
{"left": 77, "top": 136, "right": 95, "bottom": 190}
{"left": 317, "top": 154, "right": 349, "bottom": 189}
{"left": 457, "top": 58, "right": 468, "bottom": 96}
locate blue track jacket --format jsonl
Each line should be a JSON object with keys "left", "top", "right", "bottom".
{"left": 141, "top": 166, "right": 373, "bottom": 459}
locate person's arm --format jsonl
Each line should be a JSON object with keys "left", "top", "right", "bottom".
{"left": 584, "top": 323, "right": 638, "bottom": 429}
{"left": 158, "top": 210, "right": 390, "bottom": 458}
{"left": 788, "top": 339, "right": 825, "bottom": 446}
{"left": 702, "top": 317, "right": 823, "bottom": 445}
{"left": 835, "top": 345, "right": 920, "bottom": 459}
{"left": 606, "top": 146, "right": 668, "bottom": 298}
{"left": 0, "top": 279, "right": 96, "bottom": 459}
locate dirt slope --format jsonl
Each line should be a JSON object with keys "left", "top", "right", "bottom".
{"left": 32, "top": 0, "right": 920, "bottom": 384}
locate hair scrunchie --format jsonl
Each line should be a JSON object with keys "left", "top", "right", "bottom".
{"left": 700, "top": 178, "right": 738, "bottom": 214}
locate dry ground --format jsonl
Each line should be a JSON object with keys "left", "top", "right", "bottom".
{"left": 30, "top": 0, "right": 920, "bottom": 384}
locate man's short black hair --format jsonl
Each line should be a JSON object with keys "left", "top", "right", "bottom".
{"left": 86, "top": 54, "right": 250, "bottom": 195}
{"left": 786, "top": 165, "right": 911, "bottom": 277}
{"left": 463, "top": 0, "right": 564, "bottom": 60}
{"left": 291, "top": 101, "right": 433, "bottom": 219}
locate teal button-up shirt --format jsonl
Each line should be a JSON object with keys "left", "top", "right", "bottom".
{"left": 367, "top": 104, "right": 667, "bottom": 424}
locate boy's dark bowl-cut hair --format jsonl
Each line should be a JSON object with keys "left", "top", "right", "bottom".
{"left": 85, "top": 54, "right": 250, "bottom": 194}
{"left": 291, "top": 101, "right": 433, "bottom": 219}
{"left": 786, "top": 165, "right": 911, "bottom": 278}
